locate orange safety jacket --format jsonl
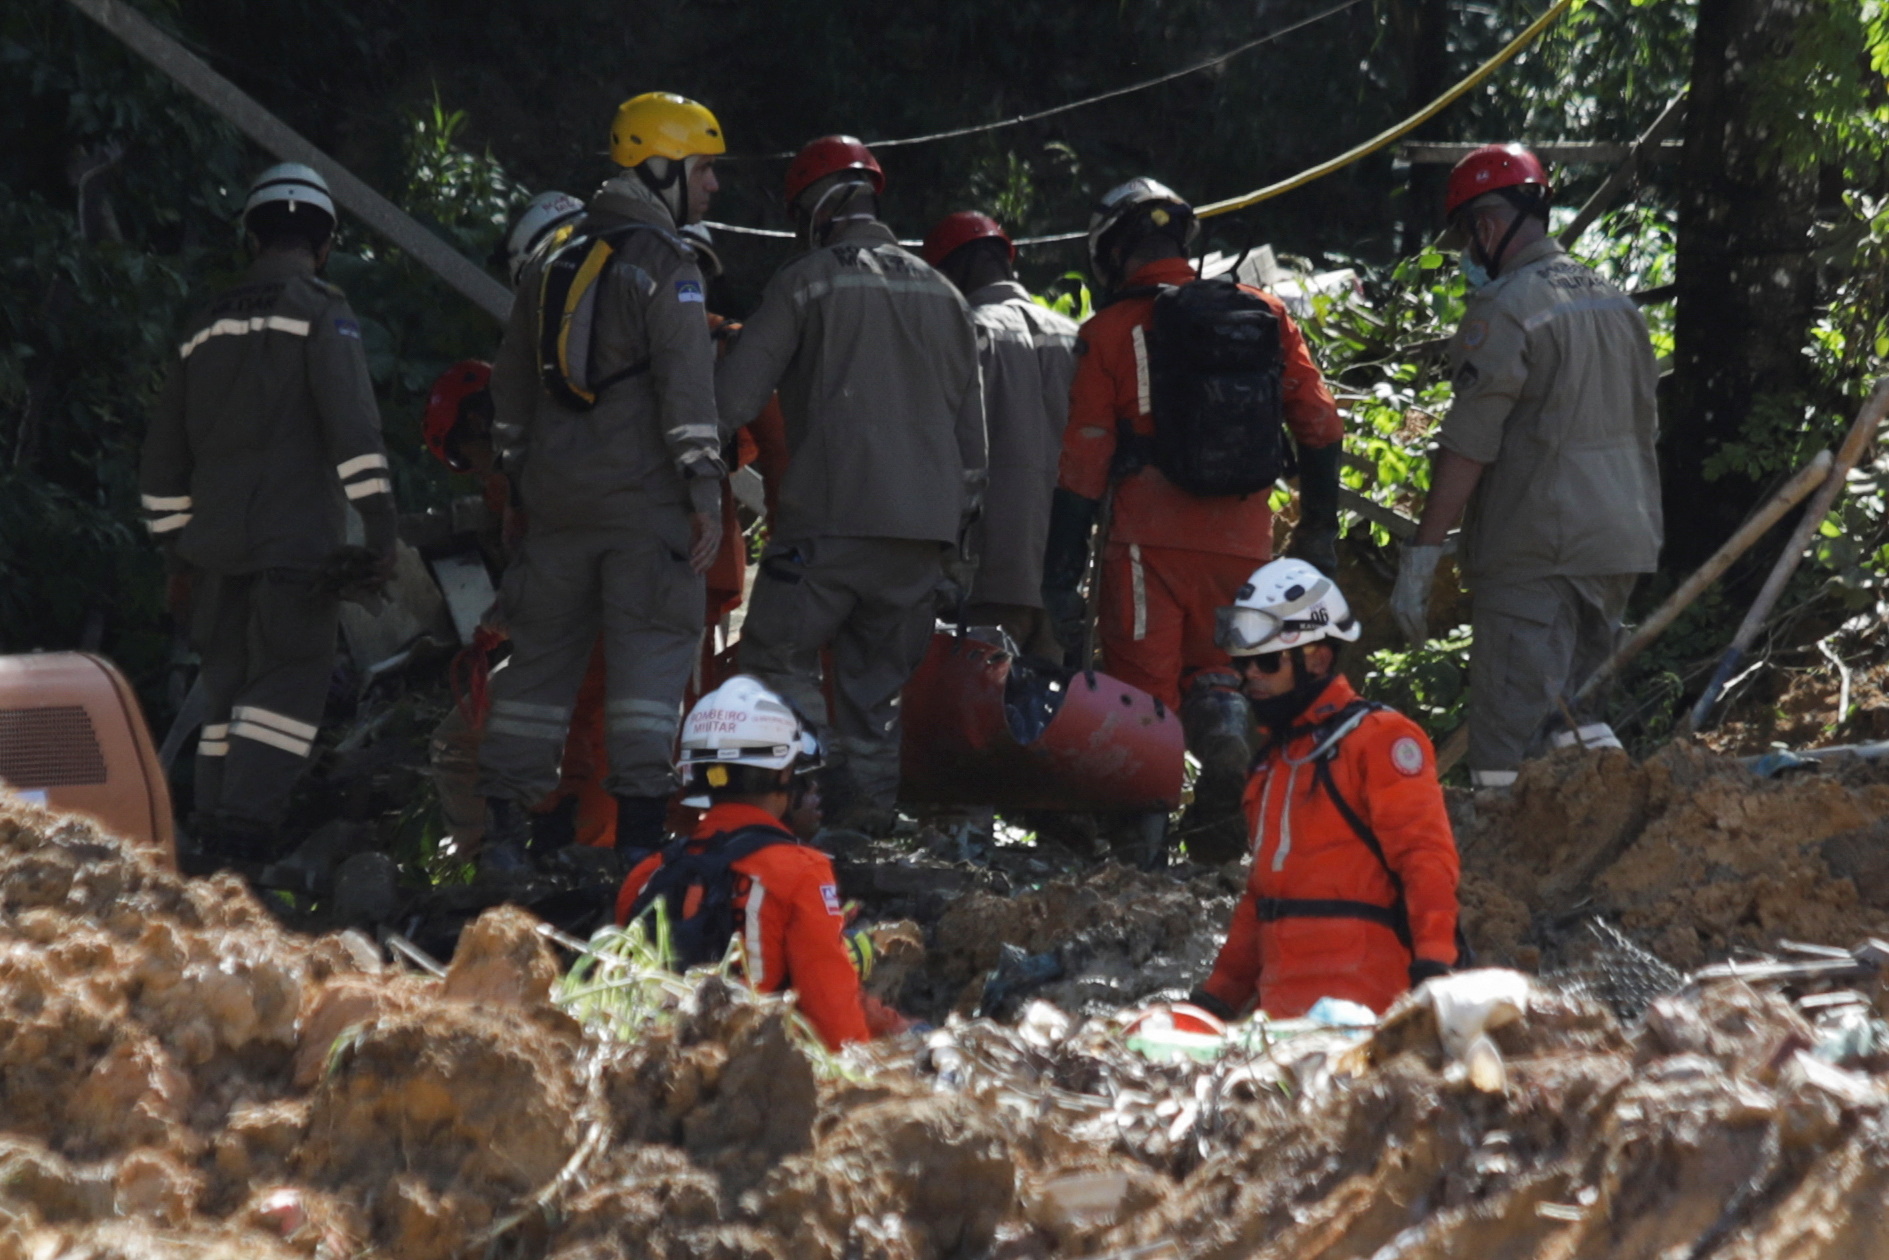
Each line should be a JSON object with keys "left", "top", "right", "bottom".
{"left": 1201, "top": 675, "right": 1459, "bottom": 1018}
{"left": 615, "top": 802, "right": 870, "bottom": 1049}
{"left": 1057, "top": 257, "right": 1343, "bottom": 560}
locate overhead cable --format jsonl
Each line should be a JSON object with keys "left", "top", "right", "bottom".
{"left": 710, "top": 0, "right": 1575, "bottom": 249}
{"left": 750, "top": 0, "right": 1370, "bottom": 158}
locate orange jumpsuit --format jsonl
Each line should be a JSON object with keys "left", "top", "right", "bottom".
{"left": 1058, "top": 259, "right": 1343, "bottom": 709}
{"left": 616, "top": 802, "right": 870, "bottom": 1049}
{"left": 1200, "top": 676, "right": 1459, "bottom": 1017}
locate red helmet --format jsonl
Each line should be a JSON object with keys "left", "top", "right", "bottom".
{"left": 784, "top": 135, "right": 885, "bottom": 210}
{"left": 922, "top": 211, "right": 1014, "bottom": 268}
{"left": 1445, "top": 144, "right": 1552, "bottom": 219}
{"left": 423, "top": 360, "right": 492, "bottom": 472}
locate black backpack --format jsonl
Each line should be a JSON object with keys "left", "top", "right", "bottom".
{"left": 624, "top": 825, "right": 790, "bottom": 969}
{"left": 1112, "top": 277, "right": 1288, "bottom": 498}
{"left": 535, "top": 218, "right": 677, "bottom": 410}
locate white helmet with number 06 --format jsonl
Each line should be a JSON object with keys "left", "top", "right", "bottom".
{"left": 1216, "top": 558, "right": 1362, "bottom": 656}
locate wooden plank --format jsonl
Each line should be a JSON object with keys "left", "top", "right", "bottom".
{"left": 64, "top": 0, "right": 513, "bottom": 324}
{"left": 1558, "top": 94, "right": 1688, "bottom": 246}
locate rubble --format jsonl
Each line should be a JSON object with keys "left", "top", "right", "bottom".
{"left": 6, "top": 739, "right": 1889, "bottom": 1258}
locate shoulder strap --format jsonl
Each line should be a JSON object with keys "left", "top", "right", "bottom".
{"left": 624, "top": 823, "right": 794, "bottom": 931}
{"left": 537, "top": 221, "right": 663, "bottom": 409}
{"left": 1308, "top": 705, "right": 1413, "bottom": 950}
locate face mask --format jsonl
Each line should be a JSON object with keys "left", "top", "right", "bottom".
{"left": 1459, "top": 249, "right": 1492, "bottom": 292}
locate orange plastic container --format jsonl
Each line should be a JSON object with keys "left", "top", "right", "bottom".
{"left": 0, "top": 652, "right": 177, "bottom": 869}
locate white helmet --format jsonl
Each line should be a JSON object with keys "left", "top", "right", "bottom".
{"left": 1087, "top": 176, "right": 1197, "bottom": 286}
{"left": 244, "top": 163, "right": 336, "bottom": 224}
{"left": 503, "top": 190, "right": 584, "bottom": 283}
{"left": 679, "top": 674, "right": 821, "bottom": 775}
{"left": 1216, "top": 559, "right": 1361, "bottom": 656}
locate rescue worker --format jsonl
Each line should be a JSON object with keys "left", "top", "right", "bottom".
{"left": 715, "top": 137, "right": 986, "bottom": 833}
{"left": 1043, "top": 178, "right": 1343, "bottom": 863}
{"left": 141, "top": 163, "right": 396, "bottom": 870}
{"left": 1189, "top": 560, "right": 1460, "bottom": 1019}
{"left": 922, "top": 211, "right": 1080, "bottom": 658}
{"left": 421, "top": 355, "right": 619, "bottom": 855}
{"left": 1389, "top": 145, "right": 1661, "bottom": 788}
{"left": 616, "top": 675, "right": 871, "bottom": 1049}
{"left": 479, "top": 93, "right": 728, "bottom": 861}
{"left": 493, "top": 189, "right": 584, "bottom": 286}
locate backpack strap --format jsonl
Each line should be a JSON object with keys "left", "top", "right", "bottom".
{"left": 624, "top": 824, "right": 794, "bottom": 942}
{"left": 536, "top": 221, "right": 665, "bottom": 410}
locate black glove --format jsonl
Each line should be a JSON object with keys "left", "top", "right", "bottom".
{"left": 1408, "top": 958, "right": 1452, "bottom": 987}
{"left": 1186, "top": 988, "right": 1237, "bottom": 1022}
{"left": 1041, "top": 487, "right": 1101, "bottom": 654}
{"left": 1289, "top": 440, "right": 1343, "bottom": 577}
{"left": 315, "top": 544, "right": 395, "bottom": 605}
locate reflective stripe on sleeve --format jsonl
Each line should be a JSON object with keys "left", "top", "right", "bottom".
{"left": 744, "top": 878, "right": 767, "bottom": 983}
{"left": 178, "top": 315, "right": 312, "bottom": 359}
{"left": 197, "top": 739, "right": 229, "bottom": 757}
{"left": 228, "top": 721, "right": 313, "bottom": 758}
{"left": 1131, "top": 325, "right": 1152, "bottom": 417}
{"left": 343, "top": 478, "right": 393, "bottom": 500}
{"left": 141, "top": 493, "right": 192, "bottom": 511}
{"left": 146, "top": 513, "right": 192, "bottom": 535}
{"left": 336, "top": 453, "right": 389, "bottom": 481}
{"left": 1129, "top": 543, "right": 1148, "bottom": 642}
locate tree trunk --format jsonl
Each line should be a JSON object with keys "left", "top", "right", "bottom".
{"left": 1398, "top": 0, "right": 1451, "bottom": 255}
{"left": 1664, "top": 0, "right": 1820, "bottom": 572}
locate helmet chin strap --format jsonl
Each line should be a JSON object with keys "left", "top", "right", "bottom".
{"left": 635, "top": 157, "right": 690, "bottom": 225}
{"left": 802, "top": 178, "right": 867, "bottom": 249}
{"left": 1472, "top": 193, "right": 1538, "bottom": 279}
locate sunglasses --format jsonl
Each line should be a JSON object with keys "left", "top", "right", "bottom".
{"left": 1232, "top": 652, "right": 1288, "bottom": 675}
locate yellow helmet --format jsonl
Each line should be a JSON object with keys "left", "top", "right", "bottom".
{"left": 609, "top": 92, "right": 726, "bottom": 167}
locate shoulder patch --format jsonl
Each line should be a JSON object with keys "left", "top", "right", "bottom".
{"left": 1461, "top": 319, "right": 1489, "bottom": 349}
{"left": 1390, "top": 736, "right": 1426, "bottom": 777}
{"left": 674, "top": 279, "right": 705, "bottom": 304}
{"left": 332, "top": 317, "right": 361, "bottom": 339}
{"left": 820, "top": 884, "right": 842, "bottom": 916}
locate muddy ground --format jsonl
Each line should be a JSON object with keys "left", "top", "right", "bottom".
{"left": 8, "top": 729, "right": 1889, "bottom": 1257}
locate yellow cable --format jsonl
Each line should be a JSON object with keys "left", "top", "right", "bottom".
{"left": 1197, "top": 0, "right": 1577, "bottom": 218}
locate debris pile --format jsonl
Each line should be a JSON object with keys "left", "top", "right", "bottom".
{"left": 5, "top": 767, "right": 1889, "bottom": 1258}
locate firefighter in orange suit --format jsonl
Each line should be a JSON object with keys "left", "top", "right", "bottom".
{"left": 617, "top": 675, "right": 871, "bottom": 1049}
{"left": 1042, "top": 178, "right": 1343, "bottom": 863}
{"left": 1190, "top": 560, "right": 1460, "bottom": 1019}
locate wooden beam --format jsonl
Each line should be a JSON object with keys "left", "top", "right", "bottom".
{"left": 1399, "top": 141, "right": 1682, "bottom": 165}
{"left": 1558, "top": 93, "right": 1689, "bottom": 246}
{"left": 64, "top": 0, "right": 513, "bottom": 324}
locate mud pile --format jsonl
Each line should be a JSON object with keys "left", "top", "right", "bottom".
{"left": 1455, "top": 742, "right": 1889, "bottom": 972}
{"left": 6, "top": 785, "right": 1889, "bottom": 1260}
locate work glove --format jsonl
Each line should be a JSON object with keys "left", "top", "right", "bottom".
{"left": 1289, "top": 440, "right": 1343, "bottom": 577}
{"left": 315, "top": 545, "right": 396, "bottom": 608}
{"left": 844, "top": 927, "right": 877, "bottom": 981}
{"left": 1041, "top": 487, "right": 1102, "bottom": 657}
{"left": 1408, "top": 958, "right": 1452, "bottom": 987}
{"left": 1390, "top": 542, "right": 1442, "bottom": 646}
{"left": 1186, "top": 988, "right": 1238, "bottom": 1022}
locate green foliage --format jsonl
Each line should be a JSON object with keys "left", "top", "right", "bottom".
{"left": 1362, "top": 627, "right": 1472, "bottom": 744}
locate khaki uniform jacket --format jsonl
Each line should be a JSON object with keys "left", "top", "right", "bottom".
{"left": 491, "top": 176, "right": 724, "bottom": 531}
{"left": 139, "top": 252, "right": 396, "bottom": 574}
{"left": 964, "top": 280, "right": 1080, "bottom": 607}
{"left": 715, "top": 220, "right": 986, "bottom": 545}
{"left": 1439, "top": 238, "right": 1663, "bottom": 583}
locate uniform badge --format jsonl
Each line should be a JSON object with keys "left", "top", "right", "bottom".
{"left": 1391, "top": 737, "right": 1426, "bottom": 777}
{"left": 674, "top": 280, "right": 705, "bottom": 303}
{"left": 820, "top": 884, "right": 842, "bottom": 915}
{"left": 1462, "top": 319, "right": 1488, "bottom": 349}
{"left": 333, "top": 318, "right": 361, "bottom": 339}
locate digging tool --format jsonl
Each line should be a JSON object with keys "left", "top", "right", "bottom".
{"left": 1686, "top": 376, "right": 1889, "bottom": 733}
{"left": 1436, "top": 447, "right": 1838, "bottom": 776}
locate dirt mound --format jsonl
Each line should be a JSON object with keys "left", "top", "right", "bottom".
{"left": 1457, "top": 742, "right": 1889, "bottom": 972}
{"left": 7, "top": 780, "right": 1889, "bottom": 1259}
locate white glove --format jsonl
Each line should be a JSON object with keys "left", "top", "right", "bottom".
{"left": 1391, "top": 543, "right": 1442, "bottom": 646}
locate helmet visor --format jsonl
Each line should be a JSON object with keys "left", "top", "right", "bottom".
{"left": 1215, "top": 605, "right": 1284, "bottom": 654}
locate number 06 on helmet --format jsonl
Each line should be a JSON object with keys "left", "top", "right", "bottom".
{"left": 1215, "top": 558, "right": 1362, "bottom": 656}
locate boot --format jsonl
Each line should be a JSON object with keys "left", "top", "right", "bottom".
{"left": 480, "top": 798, "right": 533, "bottom": 876}
{"left": 1107, "top": 809, "right": 1170, "bottom": 871}
{"left": 1179, "top": 682, "right": 1257, "bottom": 866}
{"left": 528, "top": 795, "right": 579, "bottom": 859}
{"left": 613, "top": 795, "right": 670, "bottom": 867}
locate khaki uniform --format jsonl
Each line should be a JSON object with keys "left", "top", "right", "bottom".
{"left": 1438, "top": 238, "right": 1662, "bottom": 772}
{"left": 140, "top": 252, "right": 396, "bottom": 828}
{"left": 717, "top": 219, "right": 985, "bottom": 808}
{"left": 962, "top": 280, "right": 1079, "bottom": 657}
{"left": 478, "top": 176, "right": 725, "bottom": 805}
